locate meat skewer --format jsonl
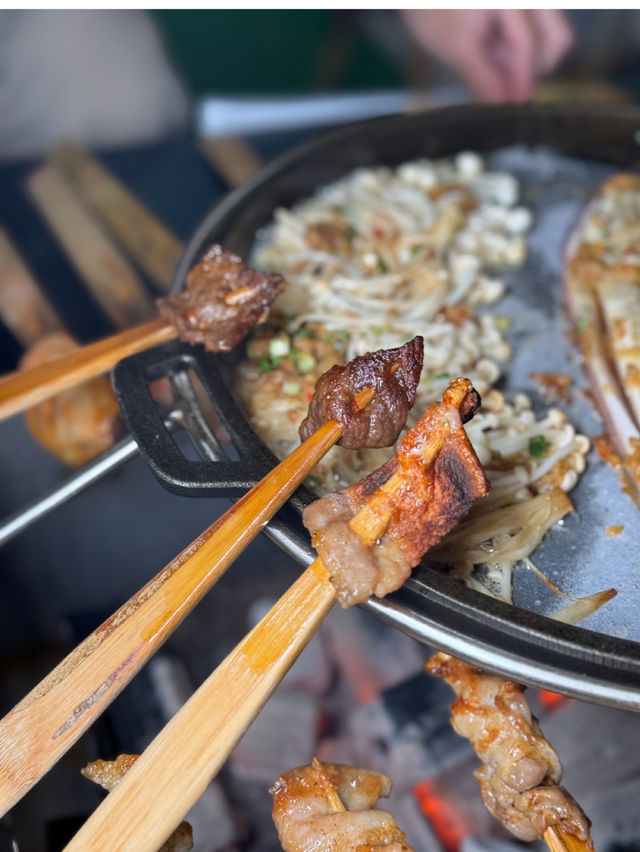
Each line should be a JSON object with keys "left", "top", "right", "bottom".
{"left": 427, "top": 652, "right": 593, "bottom": 852}
{"left": 270, "top": 757, "right": 414, "bottom": 851}
{"left": 20, "top": 331, "right": 122, "bottom": 466}
{"left": 0, "top": 339, "right": 421, "bottom": 818}
{"left": 62, "top": 378, "right": 487, "bottom": 852}
{"left": 82, "top": 755, "right": 193, "bottom": 852}
{"left": 0, "top": 245, "right": 285, "bottom": 421}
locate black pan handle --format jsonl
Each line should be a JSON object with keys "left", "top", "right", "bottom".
{"left": 113, "top": 341, "right": 300, "bottom": 499}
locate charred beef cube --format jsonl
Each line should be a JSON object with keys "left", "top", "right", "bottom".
{"left": 157, "top": 244, "right": 285, "bottom": 352}
{"left": 299, "top": 336, "right": 424, "bottom": 450}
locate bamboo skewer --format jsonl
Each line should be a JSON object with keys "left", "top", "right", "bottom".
{"left": 0, "top": 317, "right": 175, "bottom": 420}
{"left": 63, "top": 485, "right": 392, "bottom": 852}
{"left": 0, "top": 387, "right": 372, "bottom": 818}
{"left": 545, "top": 826, "right": 593, "bottom": 852}
{"left": 312, "top": 756, "right": 346, "bottom": 812}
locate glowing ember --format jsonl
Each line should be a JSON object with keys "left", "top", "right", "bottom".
{"left": 414, "top": 779, "right": 471, "bottom": 852}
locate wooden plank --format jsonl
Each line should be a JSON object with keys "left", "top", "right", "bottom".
{"left": 26, "top": 164, "right": 155, "bottom": 329}
{"left": 0, "top": 228, "right": 63, "bottom": 347}
{"left": 199, "top": 136, "right": 263, "bottom": 188}
{"left": 51, "top": 143, "right": 184, "bottom": 292}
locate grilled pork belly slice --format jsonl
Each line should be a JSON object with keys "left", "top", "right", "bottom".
{"left": 299, "top": 336, "right": 424, "bottom": 449}
{"left": 303, "top": 378, "right": 489, "bottom": 607}
{"left": 427, "top": 653, "right": 592, "bottom": 846}
{"left": 270, "top": 762, "right": 413, "bottom": 852}
{"left": 157, "top": 244, "right": 285, "bottom": 352}
{"left": 82, "top": 755, "right": 193, "bottom": 852}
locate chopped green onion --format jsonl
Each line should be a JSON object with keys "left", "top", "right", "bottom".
{"left": 331, "top": 204, "right": 346, "bottom": 215}
{"left": 283, "top": 381, "right": 301, "bottom": 396}
{"left": 435, "top": 372, "right": 450, "bottom": 380}
{"left": 294, "top": 326, "right": 315, "bottom": 339}
{"left": 297, "top": 353, "right": 317, "bottom": 373}
{"left": 377, "top": 256, "right": 389, "bottom": 273}
{"left": 529, "top": 435, "right": 547, "bottom": 458}
{"left": 372, "top": 325, "right": 384, "bottom": 336}
{"left": 269, "top": 336, "right": 290, "bottom": 359}
{"left": 494, "top": 315, "right": 511, "bottom": 331}
{"left": 338, "top": 330, "right": 350, "bottom": 343}
{"left": 576, "top": 310, "right": 591, "bottom": 333}
{"left": 270, "top": 355, "right": 282, "bottom": 369}
{"left": 346, "top": 225, "right": 358, "bottom": 241}
{"left": 410, "top": 244, "right": 422, "bottom": 256}
{"left": 322, "top": 332, "right": 333, "bottom": 343}
{"left": 259, "top": 357, "right": 272, "bottom": 372}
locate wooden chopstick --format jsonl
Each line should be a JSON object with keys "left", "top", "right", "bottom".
{"left": 0, "top": 317, "right": 174, "bottom": 421}
{"left": 0, "top": 389, "right": 371, "bottom": 818}
{"left": 0, "top": 228, "right": 63, "bottom": 347}
{"left": 63, "top": 477, "right": 390, "bottom": 851}
{"left": 198, "top": 136, "right": 263, "bottom": 188}
{"left": 27, "top": 163, "right": 156, "bottom": 328}
{"left": 51, "top": 143, "right": 184, "bottom": 292}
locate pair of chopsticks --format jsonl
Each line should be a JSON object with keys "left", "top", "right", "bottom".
{"left": 0, "top": 387, "right": 370, "bottom": 817}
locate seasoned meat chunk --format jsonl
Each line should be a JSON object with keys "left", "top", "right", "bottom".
{"left": 270, "top": 762, "right": 413, "bottom": 852}
{"left": 21, "top": 332, "right": 121, "bottom": 467}
{"left": 427, "top": 653, "right": 592, "bottom": 846}
{"left": 157, "top": 244, "right": 285, "bottom": 351}
{"left": 299, "top": 336, "right": 424, "bottom": 449}
{"left": 82, "top": 754, "right": 193, "bottom": 852}
{"left": 302, "top": 378, "right": 489, "bottom": 607}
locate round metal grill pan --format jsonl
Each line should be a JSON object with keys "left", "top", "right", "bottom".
{"left": 114, "top": 104, "right": 640, "bottom": 708}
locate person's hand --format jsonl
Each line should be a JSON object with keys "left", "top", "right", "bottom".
{"left": 401, "top": 10, "right": 574, "bottom": 103}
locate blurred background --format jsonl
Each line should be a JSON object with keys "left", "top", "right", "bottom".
{"left": 2, "top": 9, "right": 640, "bottom": 852}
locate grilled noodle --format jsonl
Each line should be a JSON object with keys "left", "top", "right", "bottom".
{"left": 236, "top": 152, "right": 594, "bottom": 606}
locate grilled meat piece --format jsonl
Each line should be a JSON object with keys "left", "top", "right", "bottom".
{"left": 20, "top": 332, "right": 121, "bottom": 467}
{"left": 157, "top": 244, "right": 285, "bottom": 352}
{"left": 302, "top": 378, "right": 488, "bottom": 607}
{"left": 82, "top": 755, "right": 193, "bottom": 852}
{"left": 270, "top": 762, "right": 413, "bottom": 852}
{"left": 427, "top": 653, "right": 592, "bottom": 845}
{"left": 299, "top": 336, "right": 424, "bottom": 449}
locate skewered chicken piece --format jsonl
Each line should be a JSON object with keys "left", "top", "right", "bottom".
{"left": 303, "top": 377, "right": 489, "bottom": 606}
{"left": 270, "top": 759, "right": 413, "bottom": 852}
{"left": 427, "top": 653, "right": 592, "bottom": 847}
{"left": 20, "top": 331, "right": 121, "bottom": 466}
{"left": 82, "top": 754, "right": 193, "bottom": 852}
